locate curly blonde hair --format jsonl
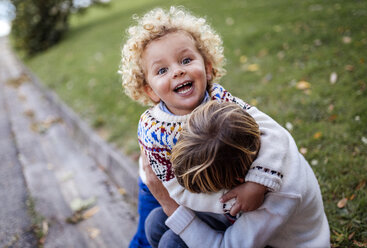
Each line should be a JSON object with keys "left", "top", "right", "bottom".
{"left": 119, "top": 6, "right": 226, "bottom": 106}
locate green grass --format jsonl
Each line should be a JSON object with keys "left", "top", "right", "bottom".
{"left": 21, "top": 0, "right": 367, "bottom": 246}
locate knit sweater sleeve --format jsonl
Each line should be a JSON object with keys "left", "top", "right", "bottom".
{"left": 166, "top": 194, "right": 299, "bottom": 248}
{"left": 245, "top": 106, "right": 288, "bottom": 191}
{"left": 210, "top": 84, "right": 287, "bottom": 191}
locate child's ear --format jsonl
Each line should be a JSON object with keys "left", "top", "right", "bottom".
{"left": 144, "top": 84, "right": 160, "bottom": 103}
{"left": 205, "top": 62, "right": 213, "bottom": 81}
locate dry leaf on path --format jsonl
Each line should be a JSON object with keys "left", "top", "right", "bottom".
{"left": 118, "top": 188, "right": 127, "bottom": 195}
{"left": 88, "top": 228, "right": 101, "bottom": 239}
{"left": 82, "top": 206, "right": 100, "bottom": 220}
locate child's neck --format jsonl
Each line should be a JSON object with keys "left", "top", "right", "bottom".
{"left": 159, "top": 91, "right": 210, "bottom": 116}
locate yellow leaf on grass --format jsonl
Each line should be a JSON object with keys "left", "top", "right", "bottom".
{"left": 337, "top": 198, "right": 348, "bottom": 208}
{"left": 239, "top": 55, "right": 248, "bottom": 64}
{"left": 313, "top": 132, "right": 322, "bottom": 139}
{"left": 299, "top": 147, "right": 307, "bottom": 155}
{"left": 247, "top": 64, "right": 259, "bottom": 72}
{"left": 296, "top": 81, "right": 311, "bottom": 90}
{"left": 250, "top": 99, "right": 258, "bottom": 106}
{"left": 356, "top": 180, "right": 366, "bottom": 191}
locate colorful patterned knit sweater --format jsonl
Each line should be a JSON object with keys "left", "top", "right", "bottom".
{"left": 138, "top": 83, "right": 287, "bottom": 214}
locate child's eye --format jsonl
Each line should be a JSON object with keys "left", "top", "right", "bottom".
{"left": 182, "top": 58, "right": 192, "bottom": 65}
{"left": 157, "top": 68, "right": 168, "bottom": 75}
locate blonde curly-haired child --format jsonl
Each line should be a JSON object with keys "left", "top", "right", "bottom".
{"left": 120, "top": 6, "right": 288, "bottom": 247}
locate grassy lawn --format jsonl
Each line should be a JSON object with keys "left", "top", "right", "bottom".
{"left": 21, "top": 0, "right": 366, "bottom": 246}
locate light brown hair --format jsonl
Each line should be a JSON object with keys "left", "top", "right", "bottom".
{"left": 172, "top": 101, "right": 261, "bottom": 193}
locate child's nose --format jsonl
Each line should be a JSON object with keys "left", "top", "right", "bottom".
{"left": 173, "top": 67, "right": 186, "bottom": 78}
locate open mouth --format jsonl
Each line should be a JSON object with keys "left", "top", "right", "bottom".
{"left": 174, "top": 81, "right": 193, "bottom": 94}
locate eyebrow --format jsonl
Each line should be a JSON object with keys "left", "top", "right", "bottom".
{"left": 150, "top": 59, "right": 164, "bottom": 69}
{"left": 177, "top": 47, "right": 195, "bottom": 55}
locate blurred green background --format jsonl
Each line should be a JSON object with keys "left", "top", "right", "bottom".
{"left": 18, "top": 0, "right": 367, "bottom": 246}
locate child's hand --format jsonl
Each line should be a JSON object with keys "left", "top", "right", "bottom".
{"left": 220, "top": 182, "right": 267, "bottom": 216}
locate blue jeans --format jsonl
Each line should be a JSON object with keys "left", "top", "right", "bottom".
{"left": 129, "top": 178, "right": 161, "bottom": 248}
{"left": 145, "top": 207, "right": 231, "bottom": 248}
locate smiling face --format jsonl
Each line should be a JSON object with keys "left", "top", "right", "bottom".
{"left": 142, "top": 31, "right": 212, "bottom": 116}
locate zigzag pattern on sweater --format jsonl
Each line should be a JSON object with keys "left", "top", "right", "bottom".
{"left": 138, "top": 84, "right": 251, "bottom": 182}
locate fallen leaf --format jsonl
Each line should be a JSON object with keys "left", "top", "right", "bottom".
{"left": 247, "top": 64, "right": 259, "bottom": 72}
{"left": 353, "top": 240, "right": 367, "bottom": 247}
{"left": 348, "top": 232, "right": 355, "bottom": 240}
{"left": 356, "top": 180, "right": 366, "bottom": 191}
{"left": 24, "top": 109, "right": 35, "bottom": 119}
{"left": 250, "top": 99, "right": 258, "bottom": 106}
{"left": 296, "top": 81, "right": 311, "bottom": 90}
{"left": 82, "top": 206, "right": 100, "bottom": 219}
{"left": 88, "top": 228, "right": 100, "bottom": 239}
{"left": 330, "top": 72, "right": 338, "bottom": 84}
{"left": 285, "top": 122, "right": 293, "bottom": 131}
{"left": 118, "top": 188, "right": 127, "bottom": 195}
{"left": 313, "top": 132, "right": 322, "bottom": 139}
{"left": 300, "top": 147, "right": 307, "bottom": 155}
{"left": 311, "top": 159, "right": 318, "bottom": 166}
{"left": 70, "top": 197, "right": 97, "bottom": 212}
{"left": 66, "top": 204, "right": 98, "bottom": 224}
{"left": 349, "top": 194, "right": 355, "bottom": 200}
{"left": 239, "top": 55, "right": 248, "bottom": 64}
{"left": 342, "top": 36, "right": 352, "bottom": 44}
{"left": 6, "top": 73, "right": 30, "bottom": 88}
{"left": 42, "top": 116, "right": 62, "bottom": 128}
{"left": 314, "top": 39, "right": 322, "bottom": 46}
{"left": 277, "top": 51, "right": 285, "bottom": 60}
{"left": 258, "top": 49, "right": 268, "bottom": 57}
{"left": 345, "top": 65, "right": 354, "bottom": 71}
{"left": 328, "top": 114, "right": 337, "bottom": 121}
{"left": 337, "top": 198, "right": 348, "bottom": 208}
{"left": 42, "top": 221, "right": 49, "bottom": 236}
{"left": 327, "top": 104, "right": 334, "bottom": 113}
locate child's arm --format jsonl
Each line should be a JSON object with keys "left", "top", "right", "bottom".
{"left": 245, "top": 105, "right": 289, "bottom": 191}
{"left": 212, "top": 84, "right": 288, "bottom": 192}
{"left": 218, "top": 104, "right": 289, "bottom": 215}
